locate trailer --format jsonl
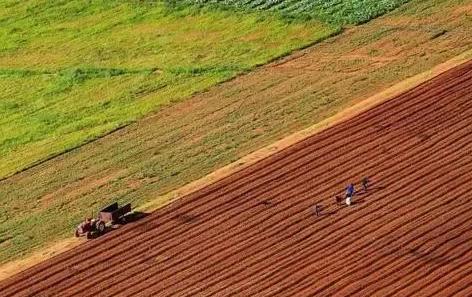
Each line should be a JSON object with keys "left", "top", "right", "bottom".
{"left": 99, "top": 202, "right": 131, "bottom": 224}
{"left": 75, "top": 202, "right": 132, "bottom": 238}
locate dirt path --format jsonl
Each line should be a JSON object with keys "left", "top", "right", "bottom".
{"left": 0, "top": 239, "right": 82, "bottom": 282}
{"left": 1, "top": 59, "right": 471, "bottom": 296}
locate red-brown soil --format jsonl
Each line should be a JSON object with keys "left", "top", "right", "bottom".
{"left": 1, "top": 60, "right": 472, "bottom": 297}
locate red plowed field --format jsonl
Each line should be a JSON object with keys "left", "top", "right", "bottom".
{"left": 2, "top": 60, "right": 472, "bottom": 297}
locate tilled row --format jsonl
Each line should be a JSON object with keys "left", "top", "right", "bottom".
{"left": 173, "top": 133, "right": 472, "bottom": 297}
{"left": 128, "top": 101, "right": 472, "bottom": 297}
{"left": 87, "top": 63, "right": 472, "bottom": 297}
{"left": 59, "top": 79, "right": 472, "bottom": 297}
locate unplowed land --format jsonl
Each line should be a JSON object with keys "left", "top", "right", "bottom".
{"left": 2, "top": 61, "right": 472, "bottom": 296}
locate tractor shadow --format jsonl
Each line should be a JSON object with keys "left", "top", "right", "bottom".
{"left": 123, "top": 211, "right": 150, "bottom": 223}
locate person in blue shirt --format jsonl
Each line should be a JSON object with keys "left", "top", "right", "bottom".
{"left": 346, "top": 183, "right": 355, "bottom": 198}
{"left": 345, "top": 183, "right": 355, "bottom": 206}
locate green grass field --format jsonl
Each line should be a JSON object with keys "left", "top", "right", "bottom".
{"left": 2, "top": 0, "right": 470, "bottom": 265}
{"left": 0, "top": 0, "right": 338, "bottom": 180}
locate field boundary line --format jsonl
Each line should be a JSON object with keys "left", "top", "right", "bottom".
{"left": 0, "top": 48, "right": 471, "bottom": 282}
{"left": 137, "top": 48, "right": 472, "bottom": 213}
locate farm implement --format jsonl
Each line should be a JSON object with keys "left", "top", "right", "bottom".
{"left": 75, "top": 202, "right": 131, "bottom": 238}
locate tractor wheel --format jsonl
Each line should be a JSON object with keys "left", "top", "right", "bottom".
{"left": 96, "top": 221, "right": 106, "bottom": 234}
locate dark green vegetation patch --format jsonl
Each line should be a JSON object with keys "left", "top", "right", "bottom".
{"left": 179, "top": 0, "right": 411, "bottom": 24}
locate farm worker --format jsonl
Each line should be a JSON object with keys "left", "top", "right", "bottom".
{"left": 82, "top": 218, "right": 91, "bottom": 229}
{"left": 345, "top": 183, "right": 355, "bottom": 198}
{"left": 345, "top": 183, "right": 355, "bottom": 206}
{"left": 361, "top": 177, "right": 370, "bottom": 192}
{"left": 313, "top": 204, "right": 322, "bottom": 216}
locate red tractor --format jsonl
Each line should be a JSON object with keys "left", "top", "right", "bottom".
{"left": 75, "top": 202, "right": 131, "bottom": 238}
